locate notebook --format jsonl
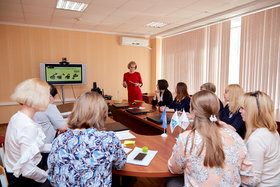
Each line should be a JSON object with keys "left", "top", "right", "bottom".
{"left": 126, "top": 108, "right": 151, "bottom": 115}
{"left": 146, "top": 116, "right": 171, "bottom": 124}
{"left": 112, "top": 103, "right": 130, "bottom": 109}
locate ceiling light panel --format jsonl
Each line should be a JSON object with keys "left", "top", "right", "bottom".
{"left": 56, "top": 0, "right": 88, "bottom": 12}
{"left": 145, "top": 22, "right": 167, "bottom": 28}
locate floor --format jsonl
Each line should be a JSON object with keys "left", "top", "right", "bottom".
{"left": 133, "top": 177, "right": 166, "bottom": 187}
{"left": 112, "top": 176, "right": 166, "bottom": 187}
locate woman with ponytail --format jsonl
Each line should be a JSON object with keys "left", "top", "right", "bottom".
{"left": 167, "top": 90, "right": 255, "bottom": 186}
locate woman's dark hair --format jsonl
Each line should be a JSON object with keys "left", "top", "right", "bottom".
{"left": 176, "top": 82, "right": 190, "bottom": 102}
{"left": 158, "top": 79, "right": 169, "bottom": 90}
{"left": 49, "top": 83, "right": 58, "bottom": 97}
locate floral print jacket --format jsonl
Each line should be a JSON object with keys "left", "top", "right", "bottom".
{"left": 168, "top": 127, "right": 255, "bottom": 186}
{"left": 48, "top": 128, "right": 127, "bottom": 187}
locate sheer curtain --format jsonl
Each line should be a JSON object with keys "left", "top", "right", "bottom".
{"left": 240, "top": 6, "right": 280, "bottom": 109}
{"left": 162, "top": 21, "right": 230, "bottom": 99}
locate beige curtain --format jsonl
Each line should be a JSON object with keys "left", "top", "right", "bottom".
{"left": 240, "top": 6, "right": 280, "bottom": 109}
{"left": 162, "top": 21, "right": 230, "bottom": 99}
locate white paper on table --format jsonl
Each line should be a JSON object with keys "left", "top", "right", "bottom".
{"left": 123, "top": 147, "right": 132, "bottom": 154}
{"left": 138, "top": 107, "right": 146, "bottom": 109}
{"left": 128, "top": 107, "right": 146, "bottom": 110}
{"left": 115, "top": 130, "right": 136, "bottom": 140}
{"left": 126, "top": 147, "right": 158, "bottom": 166}
{"left": 61, "top": 111, "right": 71, "bottom": 118}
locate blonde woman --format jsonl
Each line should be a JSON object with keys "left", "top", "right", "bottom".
{"left": 48, "top": 92, "right": 127, "bottom": 186}
{"left": 168, "top": 90, "right": 255, "bottom": 186}
{"left": 123, "top": 61, "right": 143, "bottom": 102}
{"left": 219, "top": 84, "right": 246, "bottom": 138}
{"left": 4, "top": 78, "right": 51, "bottom": 187}
{"left": 239, "top": 91, "right": 280, "bottom": 186}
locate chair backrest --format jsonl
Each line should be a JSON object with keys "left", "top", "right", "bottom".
{"left": 0, "top": 136, "right": 5, "bottom": 168}
{"left": 0, "top": 137, "right": 8, "bottom": 187}
{"left": 0, "top": 165, "right": 8, "bottom": 187}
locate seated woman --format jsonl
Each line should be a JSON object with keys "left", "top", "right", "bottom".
{"left": 4, "top": 78, "right": 51, "bottom": 187}
{"left": 48, "top": 92, "right": 127, "bottom": 186}
{"left": 239, "top": 91, "right": 280, "bottom": 186}
{"left": 200, "top": 82, "right": 224, "bottom": 113}
{"left": 168, "top": 90, "right": 255, "bottom": 186}
{"left": 219, "top": 84, "right": 246, "bottom": 139}
{"left": 152, "top": 79, "right": 173, "bottom": 107}
{"left": 34, "top": 83, "right": 67, "bottom": 144}
{"left": 160, "top": 82, "right": 191, "bottom": 112}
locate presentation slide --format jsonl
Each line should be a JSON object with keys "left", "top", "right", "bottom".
{"left": 45, "top": 66, "right": 82, "bottom": 82}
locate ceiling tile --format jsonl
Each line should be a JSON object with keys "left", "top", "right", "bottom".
{"left": 0, "top": 0, "right": 278, "bottom": 37}
{"left": 21, "top": 0, "right": 57, "bottom": 7}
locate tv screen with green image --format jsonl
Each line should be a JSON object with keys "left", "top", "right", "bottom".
{"left": 40, "top": 63, "right": 87, "bottom": 85}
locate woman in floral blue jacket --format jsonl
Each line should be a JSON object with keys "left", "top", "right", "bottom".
{"left": 48, "top": 92, "right": 127, "bottom": 187}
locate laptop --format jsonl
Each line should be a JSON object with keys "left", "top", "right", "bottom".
{"left": 112, "top": 103, "right": 130, "bottom": 109}
{"left": 146, "top": 116, "right": 171, "bottom": 124}
{"left": 126, "top": 108, "right": 151, "bottom": 115}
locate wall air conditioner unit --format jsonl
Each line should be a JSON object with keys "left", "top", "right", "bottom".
{"left": 121, "top": 37, "right": 150, "bottom": 48}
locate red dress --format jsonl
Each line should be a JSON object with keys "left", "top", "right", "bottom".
{"left": 123, "top": 72, "right": 143, "bottom": 102}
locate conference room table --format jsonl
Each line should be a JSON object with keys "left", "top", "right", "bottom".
{"left": 108, "top": 101, "right": 183, "bottom": 137}
{"left": 57, "top": 102, "right": 183, "bottom": 179}
{"left": 113, "top": 131, "right": 179, "bottom": 178}
{"left": 108, "top": 101, "right": 186, "bottom": 179}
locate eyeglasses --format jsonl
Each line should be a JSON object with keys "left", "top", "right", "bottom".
{"left": 250, "top": 91, "right": 260, "bottom": 114}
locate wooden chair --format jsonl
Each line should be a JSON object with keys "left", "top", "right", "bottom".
{"left": 0, "top": 138, "right": 8, "bottom": 187}
{"left": 277, "top": 121, "right": 280, "bottom": 134}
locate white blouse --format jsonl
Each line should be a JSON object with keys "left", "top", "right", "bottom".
{"left": 4, "top": 111, "right": 51, "bottom": 183}
{"left": 246, "top": 128, "right": 280, "bottom": 186}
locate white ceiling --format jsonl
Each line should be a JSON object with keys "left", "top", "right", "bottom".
{"left": 0, "top": 0, "right": 279, "bottom": 37}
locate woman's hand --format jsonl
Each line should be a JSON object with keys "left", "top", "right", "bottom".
{"left": 155, "top": 89, "right": 160, "bottom": 99}
{"left": 123, "top": 81, "right": 127, "bottom": 88}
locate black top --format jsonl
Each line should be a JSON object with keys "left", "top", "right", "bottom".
{"left": 219, "top": 104, "right": 246, "bottom": 139}
{"left": 168, "top": 96, "right": 191, "bottom": 112}
{"left": 152, "top": 89, "right": 173, "bottom": 107}
{"left": 218, "top": 99, "right": 224, "bottom": 117}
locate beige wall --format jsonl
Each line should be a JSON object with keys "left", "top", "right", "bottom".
{"left": 0, "top": 24, "right": 156, "bottom": 123}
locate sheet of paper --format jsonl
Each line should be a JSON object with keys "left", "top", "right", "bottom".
{"left": 126, "top": 147, "right": 158, "bottom": 166}
{"left": 123, "top": 147, "right": 132, "bottom": 154}
{"left": 61, "top": 111, "right": 71, "bottom": 118}
{"left": 115, "top": 130, "right": 136, "bottom": 140}
{"left": 128, "top": 107, "right": 146, "bottom": 109}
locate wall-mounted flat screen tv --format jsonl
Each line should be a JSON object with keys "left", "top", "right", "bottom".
{"left": 40, "top": 63, "right": 87, "bottom": 85}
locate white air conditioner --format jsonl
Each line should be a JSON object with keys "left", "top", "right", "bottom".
{"left": 121, "top": 37, "right": 150, "bottom": 48}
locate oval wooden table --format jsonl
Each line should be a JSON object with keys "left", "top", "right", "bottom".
{"left": 113, "top": 131, "right": 181, "bottom": 178}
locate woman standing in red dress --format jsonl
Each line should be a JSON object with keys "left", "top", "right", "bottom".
{"left": 123, "top": 61, "right": 143, "bottom": 102}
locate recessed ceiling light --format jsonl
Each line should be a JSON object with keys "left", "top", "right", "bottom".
{"left": 56, "top": 0, "right": 88, "bottom": 12}
{"left": 145, "top": 22, "right": 167, "bottom": 28}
